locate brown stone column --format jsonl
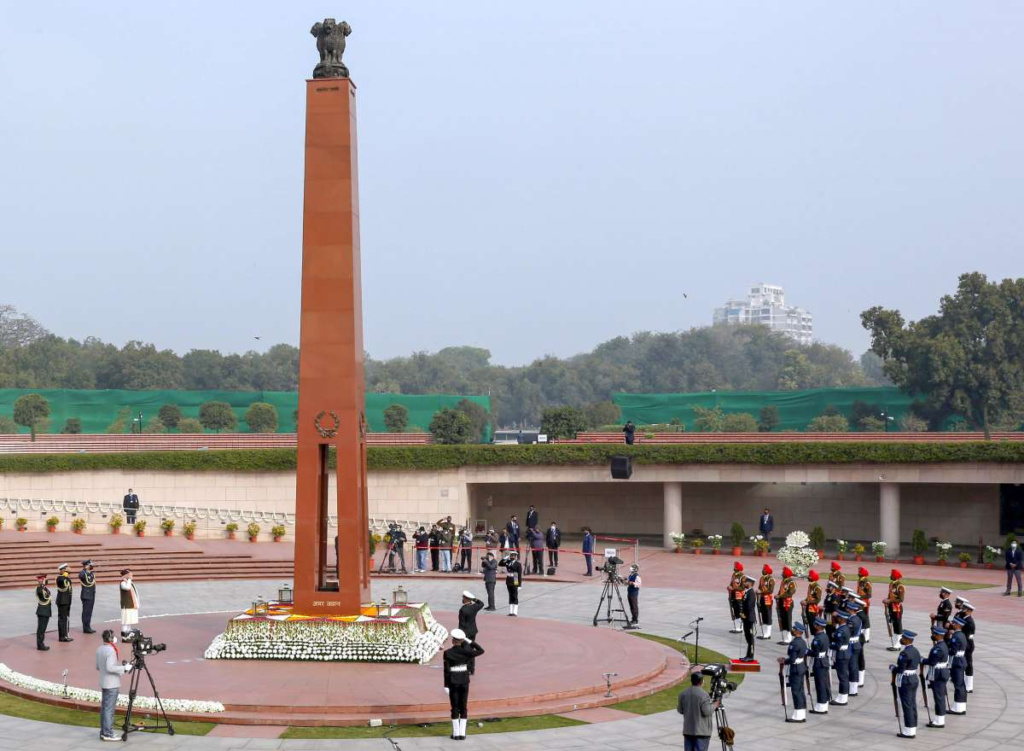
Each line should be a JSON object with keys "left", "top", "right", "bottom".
{"left": 292, "top": 77, "right": 371, "bottom": 615}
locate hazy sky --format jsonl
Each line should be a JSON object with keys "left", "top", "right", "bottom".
{"left": 2, "top": 3, "right": 1021, "bottom": 366}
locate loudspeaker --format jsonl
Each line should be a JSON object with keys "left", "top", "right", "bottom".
{"left": 610, "top": 455, "right": 633, "bottom": 480}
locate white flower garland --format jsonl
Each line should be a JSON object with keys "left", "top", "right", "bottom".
{"left": 0, "top": 663, "right": 224, "bottom": 714}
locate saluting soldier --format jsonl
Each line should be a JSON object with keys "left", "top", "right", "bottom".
{"left": 830, "top": 610, "right": 851, "bottom": 706}
{"left": 922, "top": 625, "right": 950, "bottom": 728}
{"left": 800, "top": 570, "right": 822, "bottom": 645}
{"left": 78, "top": 560, "right": 97, "bottom": 634}
{"left": 443, "top": 628, "right": 485, "bottom": 740}
{"left": 891, "top": 630, "right": 921, "bottom": 738}
{"left": 960, "top": 601, "right": 976, "bottom": 694}
{"left": 856, "top": 567, "right": 873, "bottom": 642}
{"left": 809, "top": 617, "right": 831, "bottom": 714}
{"left": 844, "top": 600, "right": 863, "bottom": 695}
{"left": 883, "top": 568, "right": 906, "bottom": 652}
{"left": 947, "top": 616, "right": 968, "bottom": 715}
{"left": 778, "top": 622, "right": 808, "bottom": 722}
{"left": 757, "top": 564, "right": 776, "bottom": 640}
{"left": 34, "top": 574, "right": 52, "bottom": 651}
{"left": 727, "top": 562, "right": 745, "bottom": 633}
{"left": 931, "top": 587, "right": 953, "bottom": 629}
{"left": 739, "top": 575, "right": 757, "bottom": 661}
{"left": 499, "top": 550, "right": 523, "bottom": 617}
{"left": 55, "top": 564, "right": 74, "bottom": 643}
{"left": 776, "top": 566, "right": 796, "bottom": 645}
{"left": 458, "top": 591, "right": 484, "bottom": 674}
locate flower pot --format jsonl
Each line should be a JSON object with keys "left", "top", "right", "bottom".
{"left": 854, "top": 554, "right": 863, "bottom": 562}
{"left": 186, "top": 533, "right": 195, "bottom": 541}
{"left": 164, "top": 530, "right": 173, "bottom": 537}
{"left": 985, "top": 562, "right": 994, "bottom": 569}
{"left": 959, "top": 562, "right": 968, "bottom": 568}
{"left": 936, "top": 559, "right": 946, "bottom": 566}
{"left": 731, "top": 547, "right": 742, "bottom": 556}
{"left": 837, "top": 553, "right": 845, "bottom": 561}
{"left": 249, "top": 536, "right": 258, "bottom": 543}
{"left": 17, "top": 527, "right": 26, "bottom": 533}
{"left": 46, "top": 526, "right": 56, "bottom": 533}
{"left": 693, "top": 548, "right": 702, "bottom": 555}
{"left": 675, "top": 547, "right": 682, "bottom": 554}
{"left": 876, "top": 556, "right": 885, "bottom": 562}
{"left": 817, "top": 550, "right": 824, "bottom": 560}
{"left": 712, "top": 549, "right": 720, "bottom": 555}
{"left": 73, "top": 529, "right": 83, "bottom": 535}
{"left": 137, "top": 530, "right": 145, "bottom": 537}
{"left": 274, "top": 536, "right": 282, "bottom": 543}
{"left": 912, "top": 555, "right": 925, "bottom": 565}
{"left": 227, "top": 532, "right": 236, "bottom": 540}
{"left": 112, "top": 527, "right": 121, "bottom": 535}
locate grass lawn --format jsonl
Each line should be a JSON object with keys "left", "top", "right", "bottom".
{"left": 281, "top": 714, "right": 584, "bottom": 739}
{"left": 609, "top": 633, "right": 743, "bottom": 715}
{"left": 0, "top": 690, "right": 214, "bottom": 735}
{"left": 867, "top": 575, "right": 992, "bottom": 590}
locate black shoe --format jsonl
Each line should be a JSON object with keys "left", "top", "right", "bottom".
{"left": 886, "top": 647, "right": 901, "bottom": 652}
{"left": 785, "top": 718, "right": 806, "bottom": 723}
{"left": 896, "top": 733, "right": 916, "bottom": 738}
{"left": 809, "top": 710, "right": 828, "bottom": 715}
{"left": 829, "top": 701, "right": 846, "bottom": 706}
{"left": 37, "top": 645, "right": 50, "bottom": 651}
{"left": 485, "top": 607, "right": 496, "bottom": 611}
{"left": 59, "top": 638, "right": 74, "bottom": 642}
{"left": 583, "top": 573, "right": 593, "bottom": 577}
{"left": 926, "top": 722, "right": 944, "bottom": 728}
{"left": 83, "top": 629, "right": 97, "bottom": 634}
{"left": 947, "top": 711, "right": 966, "bottom": 716}
{"left": 1003, "top": 591, "right": 1012, "bottom": 596}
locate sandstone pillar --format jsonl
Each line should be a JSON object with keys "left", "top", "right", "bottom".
{"left": 663, "top": 482, "right": 683, "bottom": 549}
{"left": 880, "top": 483, "right": 901, "bottom": 558}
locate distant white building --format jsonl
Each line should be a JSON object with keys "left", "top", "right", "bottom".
{"left": 713, "top": 283, "right": 813, "bottom": 345}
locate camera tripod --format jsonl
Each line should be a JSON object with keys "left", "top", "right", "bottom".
{"left": 121, "top": 652, "right": 175, "bottom": 739}
{"left": 377, "top": 540, "right": 407, "bottom": 574}
{"left": 714, "top": 701, "right": 733, "bottom": 750}
{"left": 592, "top": 571, "right": 630, "bottom": 628}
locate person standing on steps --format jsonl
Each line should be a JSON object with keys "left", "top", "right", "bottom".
{"left": 499, "top": 550, "right": 522, "bottom": 616}
{"left": 443, "top": 629, "right": 485, "bottom": 741}
{"left": 35, "top": 574, "right": 52, "bottom": 651}
{"left": 79, "top": 560, "right": 97, "bottom": 634}
{"left": 122, "top": 488, "right": 139, "bottom": 527}
{"left": 55, "top": 564, "right": 74, "bottom": 643}
{"left": 1005, "top": 538, "right": 1023, "bottom": 596}
{"left": 481, "top": 552, "right": 498, "bottom": 610}
{"left": 757, "top": 564, "right": 775, "bottom": 641}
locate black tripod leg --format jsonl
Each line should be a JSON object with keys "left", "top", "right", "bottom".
{"left": 593, "top": 582, "right": 608, "bottom": 626}
{"left": 614, "top": 583, "right": 630, "bottom": 627}
{"left": 141, "top": 661, "right": 175, "bottom": 735}
{"left": 122, "top": 663, "right": 141, "bottom": 740}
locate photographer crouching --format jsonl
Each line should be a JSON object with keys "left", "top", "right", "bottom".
{"left": 95, "top": 629, "right": 133, "bottom": 742}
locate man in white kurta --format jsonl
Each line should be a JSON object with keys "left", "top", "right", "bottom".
{"left": 119, "top": 569, "right": 139, "bottom": 636}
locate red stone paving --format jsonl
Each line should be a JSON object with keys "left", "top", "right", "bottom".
{"left": 0, "top": 610, "right": 686, "bottom": 726}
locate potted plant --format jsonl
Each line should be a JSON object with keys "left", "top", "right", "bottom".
{"left": 71, "top": 517, "right": 87, "bottom": 535}
{"left": 753, "top": 537, "right": 769, "bottom": 556}
{"left": 670, "top": 532, "right": 686, "bottom": 553}
{"left": 133, "top": 519, "right": 146, "bottom": 537}
{"left": 836, "top": 539, "right": 848, "bottom": 560}
{"left": 225, "top": 522, "right": 239, "bottom": 540}
{"left": 247, "top": 522, "right": 260, "bottom": 542}
{"left": 911, "top": 530, "right": 928, "bottom": 564}
{"left": 871, "top": 541, "right": 887, "bottom": 562}
{"left": 852, "top": 543, "right": 865, "bottom": 562}
{"left": 271, "top": 524, "right": 286, "bottom": 542}
{"left": 160, "top": 518, "right": 175, "bottom": 537}
{"left": 45, "top": 516, "right": 59, "bottom": 533}
{"left": 935, "top": 541, "right": 951, "bottom": 566}
{"left": 957, "top": 551, "right": 972, "bottom": 569}
{"left": 810, "top": 526, "right": 825, "bottom": 559}
{"left": 109, "top": 514, "right": 124, "bottom": 534}
{"left": 730, "top": 523, "right": 745, "bottom": 557}
{"left": 369, "top": 529, "right": 381, "bottom": 565}
{"left": 0, "top": 518, "right": 4, "bottom": 531}
{"left": 183, "top": 521, "right": 197, "bottom": 540}
{"left": 983, "top": 545, "right": 1000, "bottom": 569}
{"left": 707, "top": 534, "right": 723, "bottom": 555}
{"left": 692, "top": 537, "right": 705, "bottom": 555}
{"left": 16, "top": 517, "right": 28, "bottom": 532}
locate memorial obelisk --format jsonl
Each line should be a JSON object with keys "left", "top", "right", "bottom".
{"left": 292, "top": 18, "right": 370, "bottom": 616}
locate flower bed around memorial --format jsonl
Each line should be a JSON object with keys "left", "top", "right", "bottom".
{"left": 204, "top": 601, "right": 447, "bottom": 663}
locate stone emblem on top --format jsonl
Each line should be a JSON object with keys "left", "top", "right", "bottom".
{"left": 311, "top": 18, "right": 352, "bottom": 79}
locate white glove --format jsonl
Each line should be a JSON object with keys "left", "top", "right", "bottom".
{"left": 444, "top": 687, "right": 450, "bottom": 695}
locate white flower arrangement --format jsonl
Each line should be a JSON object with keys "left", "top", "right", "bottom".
{"left": 0, "top": 663, "right": 224, "bottom": 713}
{"left": 984, "top": 545, "right": 1002, "bottom": 564}
{"left": 748, "top": 534, "right": 763, "bottom": 543}
{"left": 707, "top": 534, "right": 723, "bottom": 549}
{"left": 777, "top": 529, "right": 818, "bottom": 576}
{"left": 784, "top": 530, "right": 810, "bottom": 549}
{"left": 670, "top": 532, "right": 686, "bottom": 548}
{"left": 836, "top": 539, "right": 848, "bottom": 553}
{"left": 935, "top": 541, "right": 953, "bottom": 561}
{"left": 871, "top": 541, "right": 887, "bottom": 556}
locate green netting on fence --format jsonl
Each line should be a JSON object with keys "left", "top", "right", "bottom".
{"left": 0, "top": 389, "right": 491, "bottom": 437}
{"left": 613, "top": 387, "right": 916, "bottom": 431}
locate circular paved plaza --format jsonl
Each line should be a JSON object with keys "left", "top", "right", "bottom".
{"left": 0, "top": 551, "right": 1018, "bottom": 750}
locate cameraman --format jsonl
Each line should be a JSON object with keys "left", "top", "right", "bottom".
{"left": 677, "top": 671, "right": 716, "bottom": 750}
{"left": 386, "top": 524, "right": 407, "bottom": 573}
{"left": 627, "top": 564, "right": 642, "bottom": 626}
{"left": 95, "top": 629, "right": 132, "bottom": 742}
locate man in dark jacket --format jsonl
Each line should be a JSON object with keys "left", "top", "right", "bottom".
{"left": 623, "top": 421, "right": 636, "bottom": 445}
{"left": 677, "top": 672, "right": 714, "bottom": 750}
{"left": 740, "top": 576, "right": 757, "bottom": 661}
{"left": 458, "top": 591, "right": 485, "bottom": 674}
{"left": 758, "top": 507, "right": 774, "bottom": 550}
{"left": 481, "top": 552, "right": 498, "bottom": 610}
{"left": 505, "top": 515, "right": 520, "bottom": 558}
{"left": 545, "top": 522, "right": 562, "bottom": 568}
{"left": 123, "top": 488, "right": 140, "bottom": 526}
{"left": 79, "top": 559, "right": 97, "bottom": 634}
{"left": 526, "top": 505, "right": 539, "bottom": 531}
{"left": 582, "top": 528, "right": 595, "bottom": 576}
{"left": 527, "top": 527, "right": 544, "bottom": 575}
{"left": 443, "top": 629, "right": 485, "bottom": 740}
{"left": 35, "top": 574, "right": 51, "bottom": 651}
{"left": 1005, "top": 539, "right": 1022, "bottom": 596}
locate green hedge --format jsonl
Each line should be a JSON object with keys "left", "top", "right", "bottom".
{"left": 0, "top": 442, "right": 1023, "bottom": 474}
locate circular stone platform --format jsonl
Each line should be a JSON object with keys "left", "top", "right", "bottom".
{"left": 0, "top": 611, "right": 687, "bottom": 726}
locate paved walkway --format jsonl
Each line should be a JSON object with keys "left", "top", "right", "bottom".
{"left": 0, "top": 558, "right": 1019, "bottom": 750}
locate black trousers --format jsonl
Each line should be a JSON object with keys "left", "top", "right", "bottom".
{"left": 729, "top": 597, "right": 741, "bottom": 620}
{"left": 431, "top": 548, "right": 439, "bottom": 571}
{"left": 741, "top": 619, "right": 754, "bottom": 659}
{"left": 889, "top": 606, "right": 903, "bottom": 634}
{"left": 459, "top": 549, "right": 472, "bottom": 571}
{"left": 857, "top": 638, "right": 866, "bottom": 672}
{"left": 758, "top": 600, "right": 773, "bottom": 626}
{"left": 531, "top": 550, "right": 543, "bottom": 574}
{"left": 835, "top": 658, "right": 850, "bottom": 695}
{"left": 485, "top": 581, "right": 496, "bottom": 610}
{"left": 860, "top": 607, "right": 871, "bottom": 629}
{"left": 506, "top": 580, "right": 519, "bottom": 605}
{"left": 548, "top": 548, "right": 559, "bottom": 567}
{"left": 930, "top": 673, "right": 949, "bottom": 716}
{"left": 628, "top": 593, "right": 639, "bottom": 624}
{"left": 777, "top": 604, "right": 792, "bottom": 632}
{"left": 36, "top": 616, "right": 49, "bottom": 648}
{"left": 848, "top": 646, "right": 861, "bottom": 684}
{"left": 449, "top": 684, "right": 469, "bottom": 719}
{"left": 899, "top": 677, "right": 918, "bottom": 728}
{"left": 125, "top": 508, "right": 136, "bottom": 525}
{"left": 966, "top": 642, "right": 974, "bottom": 678}
{"left": 789, "top": 667, "right": 807, "bottom": 709}
{"left": 951, "top": 665, "right": 967, "bottom": 703}
{"left": 57, "top": 604, "right": 71, "bottom": 640}
{"left": 388, "top": 546, "right": 406, "bottom": 572}
{"left": 813, "top": 665, "right": 830, "bottom": 704}
{"left": 81, "top": 598, "right": 95, "bottom": 631}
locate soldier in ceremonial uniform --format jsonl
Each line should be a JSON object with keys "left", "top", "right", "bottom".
{"left": 960, "top": 601, "right": 976, "bottom": 694}
{"left": 458, "top": 591, "right": 484, "bottom": 674}
{"left": 757, "top": 564, "right": 775, "bottom": 640}
{"left": 829, "top": 561, "right": 845, "bottom": 589}
{"left": 727, "top": 562, "right": 745, "bottom": 633}
{"left": 443, "top": 628, "right": 485, "bottom": 740}
{"left": 499, "top": 550, "right": 522, "bottom": 616}
{"left": 739, "top": 575, "right": 757, "bottom": 661}
{"left": 34, "top": 574, "right": 51, "bottom": 651}
{"left": 891, "top": 629, "right": 921, "bottom": 738}
{"left": 883, "top": 569, "right": 906, "bottom": 652}
{"left": 830, "top": 610, "right": 851, "bottom": 705}
{"left": 55, "top": 564, "right": 74, "bottom": 643}
{"left": 844, "top": 600, "right": 863, "bottom": 695}
{"left": 778, "top": 622, "right": 808, "bottom": 722}
{"left": 823, "top": 581, "right": 839, "bottom": 640}
{"left": 931, "top": 587, "right": 953, "bottom": 629}
{"left": 856, "top": 567, "right": 872, "bottom": 642}
{"left": 801, "top": 570, "right": 822, "bottom": 645}
{"left": 776, "top": 566, "right": 796, "bottom": 645}
{"left": 79, "top": 560, "right": 97, "bottom": 634}
{"left": 947, "top": 616, "right": 968, "bottom": 715}
{"left": 922, "top": 625, "right": 950, "bottom": 728}
{"left": 809, "top": 617, "right": 831, "bottom": 714}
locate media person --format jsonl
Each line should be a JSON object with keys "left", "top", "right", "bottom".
{"left": 677, "top": 671, "right": 715, "bottom": 751}
{"left": 95, "top": 629, "right": 132, "bottom": 742}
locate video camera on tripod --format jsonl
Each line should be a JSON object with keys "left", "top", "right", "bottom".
{"left": 122, "top": 628, "right": 167, "bottom": 658}
{"left": 700, "top": 663, "right": 737, "bottom": 750}
{"left": 598, "top": 555, "right": 626, "bottom": 582}
{"left": 118, "top": 628, "right": 175, "bottom": 739}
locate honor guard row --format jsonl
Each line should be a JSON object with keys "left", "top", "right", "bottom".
{"left": 34, "top": 560, "right": 98, "bottom": 650}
